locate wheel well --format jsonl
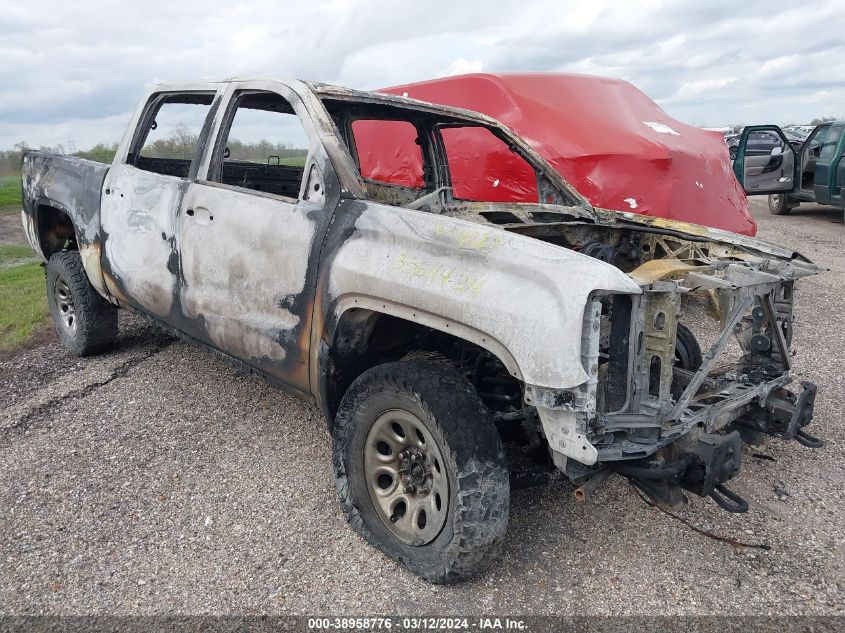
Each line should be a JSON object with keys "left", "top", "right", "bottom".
{"left": 36, "top": 205, "right": 77, "bottom": 258}
{"left": 325, "top": 308, "right": 524, "bottom": 421}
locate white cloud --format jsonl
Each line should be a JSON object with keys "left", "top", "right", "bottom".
{"left": 759, "top": 55, "right": 799, "bottom": 74}
{"left": 0, "top": 0, "right": 843, "bottom": 148}
{"left": 447, "top": 58, "right": 485, "bottom": 76}
{"left": 669, "top": 77, "right": 739, "bottom": 101}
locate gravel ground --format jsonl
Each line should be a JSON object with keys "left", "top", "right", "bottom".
{"left": 0, "top": 199, "right": 843, "bottom": 616}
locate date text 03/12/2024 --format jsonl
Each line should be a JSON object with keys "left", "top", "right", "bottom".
{"left": 307, "top": 617, "right": 528, "bottom": 630}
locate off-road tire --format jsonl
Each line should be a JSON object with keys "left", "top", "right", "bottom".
{"left": 46, "top": 251, "right": 118, "bottom": 356}
{"left": 768, "top": 194, "right": 791, "bottom": 215}
{"left": 333, "top": 359, "right": 509, "bottom": 584}
{"left": 675, "top": 323, "right": 703, "bottom": 370}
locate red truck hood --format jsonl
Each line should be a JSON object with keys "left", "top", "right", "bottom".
{"left": 378, "top": 73, "right": 755, "bottom": 236}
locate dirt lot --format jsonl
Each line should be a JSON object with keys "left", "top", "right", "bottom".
{"left": 0, "top": 210, "right": 26, "bottom": 245}
{"left": 1, "top": 199, "right": 843, "bottom": 616}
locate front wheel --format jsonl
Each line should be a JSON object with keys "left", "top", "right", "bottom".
{"left": 46, "top": 251, "right": 118, "bottom": 356}
{"left": 768, "top": 194, "right": 791, "bottom": 215}
{"left": 332, "top": 359, "right": 509, "bottom": 584}
{"left": 675, "top": 323, "right": 703, "bottom": 371}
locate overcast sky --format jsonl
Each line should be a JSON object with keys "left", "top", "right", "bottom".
{"left": 1, "top": 0, "right": 843, "bottom": 150}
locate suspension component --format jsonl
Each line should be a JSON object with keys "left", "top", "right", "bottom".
{"left": 610, "top": 431, "right": 749, "bottom": 513}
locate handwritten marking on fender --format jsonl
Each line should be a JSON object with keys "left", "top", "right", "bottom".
{"left": 394, "top": 253, "right": 485, "bottom": 298}
{"left": 434, "top": 223, "right": 505, "bottom": 250}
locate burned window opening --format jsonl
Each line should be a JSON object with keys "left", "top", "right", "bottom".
{"left": 210, "top": 91, "right": 310, "bottom": 198}
{"left": 350, "top": 119, "right": 426, "bottom": 191}
{"left": 438, "top": 124, "right": 539, "bottom": 204}
{"left": 320, "top": 96, "right": 582, "bottom": 211}
{"left": 129, "top": 91, "right": 216, "bottom": 178}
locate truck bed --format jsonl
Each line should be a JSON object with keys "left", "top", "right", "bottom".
{"left": 21, "top": 151, "right": 109, "bottom": 261}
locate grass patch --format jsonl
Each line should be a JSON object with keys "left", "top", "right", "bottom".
{"left": 0, "top": 244, "right": 49, "bottom": 351}
{"left": 279, "top": 156, "right": 307, "bottom": 167}
{"left": 0, "top": 244, "right": 38, "bottom": 267}
{"left": 0, "top": 175, "right": 22, "bottom": 211}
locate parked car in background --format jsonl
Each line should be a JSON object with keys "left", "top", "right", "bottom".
{"left": 784, "top": 128, "right": 812, "bottom": 143}
{"left": 784, "top": 125, "right": 815, "bottom": 138}
{"left": 375, "top": 73, "right": 757, "bottom": 235}
{"left": 733, "top": 121, "right": 844, "bottom": 220}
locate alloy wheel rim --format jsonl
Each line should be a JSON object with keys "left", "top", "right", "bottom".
{"left": 363, "top": 409, "right": 449, "bottom": 545}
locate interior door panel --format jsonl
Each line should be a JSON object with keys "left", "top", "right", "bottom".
{"left": 742, "top": 149, "right": 794, "bottom": 193}
{"left": 735, "top": 126, "right": 796, "bottom": 195}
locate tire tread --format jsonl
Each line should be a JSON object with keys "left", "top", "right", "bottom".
{"left": 46, "top": 251, "right": 118, "bottom": 356}
{"left": 333, "top": 360, "right": 509, "bottom": 584}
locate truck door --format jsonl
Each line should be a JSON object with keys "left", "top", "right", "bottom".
{"left": 811, "top": 124, "right": 844, "bottom": 205}
{"left": 177, "top": 83, "right": 338, "bottom": 394}
{"left": 732, "top": 126, "right": 797, "bottom": 196}
{"left": 832, "top": 126, "right": 845, "bottom": 206}
{"left": 101, "top": 90, "right": 219, "bottom": 319}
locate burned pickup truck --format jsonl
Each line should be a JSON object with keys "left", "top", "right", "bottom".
{"left": 21, "top": 79, "right": 823, "bottom": 583}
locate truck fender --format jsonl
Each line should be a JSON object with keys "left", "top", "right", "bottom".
{"left": 21, "top": 152, "right": 110, "bottom": 300}
{"left": 320, "top": 202, "right": 640, "bottom": 392}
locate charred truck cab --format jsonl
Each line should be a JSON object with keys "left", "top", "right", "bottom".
{"left": 21, "top": 79, "right": 824, "bottom": 584}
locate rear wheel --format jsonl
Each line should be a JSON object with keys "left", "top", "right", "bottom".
{"left": 333, "top": 359, "right": 509, "bottom": 584}
{"left": 768, "top": 194, "right": 791, "bottom": 215}
{"left": 46, "top": 251, "right": 118, "bottom": 356}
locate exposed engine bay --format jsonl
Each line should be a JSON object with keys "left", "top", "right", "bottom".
{"left": 420, "top": 198, "right": 823, "bottom": 512}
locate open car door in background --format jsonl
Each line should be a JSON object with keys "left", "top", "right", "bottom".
{"left": 733, "top": 126, "right": 797, "bottom": 196}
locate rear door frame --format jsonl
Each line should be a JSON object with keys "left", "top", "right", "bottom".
{"left": 100, "top": 83, "right": 224, "bottom": 317}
